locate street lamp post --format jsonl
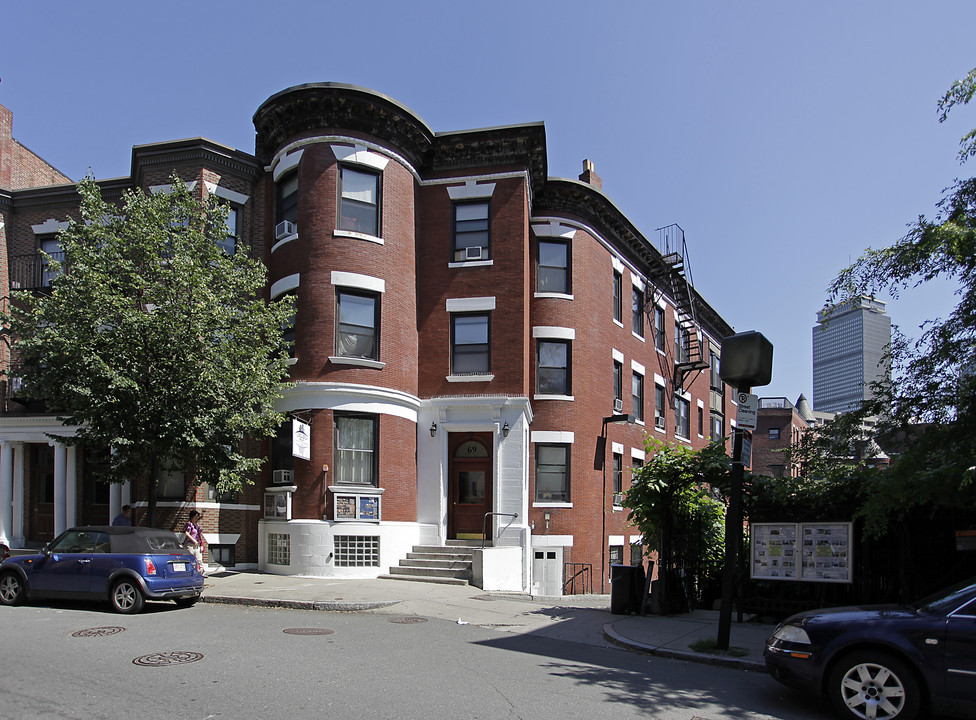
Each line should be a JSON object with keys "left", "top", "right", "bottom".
{"left": 717, "top": 331, "right": 772, "bottom": 651}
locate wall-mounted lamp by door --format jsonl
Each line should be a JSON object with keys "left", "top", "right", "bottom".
{"left": 502, "top": 422, "right": 510, "bottom": 437}
{"left": 429, "top": 422, "right": 437, "bottom": 437}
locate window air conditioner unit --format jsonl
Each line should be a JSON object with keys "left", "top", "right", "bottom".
{"left": 275, "top": 220, "right": 296, "bottom": 240}
{"left": 612, "top": 493, "right": 624, "bottom": 506}
{"left": 655, "top": 416, "right": 665, "bottom": 430}
{"left": 464, "top": 246, "right": 483, "bottom": 261}
{"left": 613, "top": 398, "right": 623, "bottom": 413}
{"left": 272, "top": 469, "right": 294, "bottom": 485}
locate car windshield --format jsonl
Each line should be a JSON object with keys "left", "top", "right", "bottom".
{"left": 913, "top": 577, "right": 976, "bottom": 614}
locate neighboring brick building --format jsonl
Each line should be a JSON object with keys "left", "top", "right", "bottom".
{"left": 751, "top": 396, "right": 815, "bottom": 478}
{"left": 0, "top": 85, "right": 738, "bottom": 594}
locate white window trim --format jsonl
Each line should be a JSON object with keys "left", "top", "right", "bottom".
{"left": 446, "top": 297, "right": 495, "bottom": 313}
{"left": 611, "top": 256, "right": 624, "bottom": 273}
{"left": 329, "top": 356, "right": 386, "bottom": 370}
{"left": 631, "top": 359, "right": 645, "bottom": 376}
{"left": 612, "top": 348, "right": 624, "bottom": 364}
{"left": 272, "top": 149, "right": 304, "bottom": 182}
{"left": 332, "top": 143, "right": 389, "bottom": 171}
{"left": 611, "top": 442, "right": 624, "bottom": 455}
{"left": 531, "top": 221, "right": 576, "bottom": 239}
{"left": 447, "top": 181, "right": 496, "bottom": 199}
{"left": 149, "top": 181, "right": 198, "bottom": 195}
{"left": 533, "top": 503, "right": 574, "bottom": 509}
{"left": 449, "top": 259, "right": 493, "bottom": 269}
{"left": 533, "top": 394, "right": 574, "bottom": 402}
{"left": 272, "top": 234, "right": 299, "bottom": 253}
{"left": 534, "top": 292, "right": 574, "bottom": 300}
{"left": 204, "top": 182, "right": 250, "bottom": 206}
{"left": 631, "top": 447, "right": 645, "bottom": 461}
{"left": 331, "top": 272, "right": 385, "bottom": 294}
{"left": 31, "top": 219, "right": 70, "bottom": 234}
{"left": 271, "top": 273, "right": 300, "bottom": 299}
{"left": 333, "top": 228, "right": 384, "bottom": 245}
{"left": 447, "top": 374, "right": 494, "bottom": 383}
{"left": 609, "top": 535, "right": 625, "bottom": 546}
{"left": 532, "top": 326, "right": 575, "bottom": 340}
{"left": 630, "top": 273, "right": 646, "bottom": 293}
{"left": 654, "top": 373, "right": 667, "bottom": 388}
{"left": 531, "top": 431, "right": 574, "bottom": 444}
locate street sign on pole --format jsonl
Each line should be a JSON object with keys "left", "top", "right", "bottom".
{"left": 735, "top": 392, "right": 759, "bottom": 431}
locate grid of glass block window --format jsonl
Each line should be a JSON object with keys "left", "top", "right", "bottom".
{"left": 267, "top": 533, "right": 290, "bottom": 566}
{"left": 335, "top": 535, "right": 380, "bottom": 567}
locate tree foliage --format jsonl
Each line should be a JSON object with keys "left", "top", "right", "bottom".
{"left": 623, "top": 437, "right": 729, "bottom": 610}
{"left": 6, "top": 176, "right": 295, "bottom": 526}
{"left": 810, "top": 67, "right": 976, "bottom": 536}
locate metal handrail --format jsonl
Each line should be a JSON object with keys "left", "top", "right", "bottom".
{"left": 564, "top": 563, "right": 592, "bottom": 595}
{"left": 481, "top": 512, "right": 518, "bottom": 549}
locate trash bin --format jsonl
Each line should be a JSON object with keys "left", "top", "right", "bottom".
{"left": 610, "top": 564, "right": 636, "bottom": 614}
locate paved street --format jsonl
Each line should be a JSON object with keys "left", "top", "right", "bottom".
{"left": 0, "top": 599, "right": 831, "bottom": 720}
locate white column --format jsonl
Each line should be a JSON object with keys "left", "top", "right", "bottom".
{"left": 53, "top": 441, "right": 67, "bottom": 537}
{"left": 0, "top": 442, "right": 12, "bottom": 545}
{"left": 65, "top": 445, "right": 77, "bottom": 528}
{"left": 12, "top": 443, "right": 24, "bottom": 545}
{"left": 110, "top": 482, "right": 122, "bottom": 522}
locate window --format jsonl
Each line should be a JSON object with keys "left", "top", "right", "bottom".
{"left": 654, "top": 306, "right": 666, "bottom": 351}
{"left": 612, "top": 270, "right": 622, "bottom": 323}
{"left": 632, "top": 372, "right": 644, "bottom": 422}
{"left": 613, "top": 360, "right": 623, "bottom": 410}
{"left": 209, "top": 544, "right": 235, "bottom": 566}
{"left": 632, "top": 286, "right": 644, "bottom": 337}
{"left": 710, "top": 350, "right": 722, "bottom": 391}
{"left": 698, "top": 405, "right": 704, "bottom": 436}
{"left": 613, "top": 453, "right": 622, "bottom": 494}
{"left": 769, "top": 427, "right": 781, "bottom": 440}
{"left": 38, "top": 235, "right": 63, "bottom": 288}
{"left": 339, "top": 166, "right": 380, "bottom": 236}
{"left": 537, "top": 340, "right": 570, "bottom": 395}
{"left": 334, "top": 413, "right": 378, "bottom": 486}
{"left": 609, "top": 545, "right": 624, "bottom": 565}
{"left": 632, "top": 457, "right": 643, "bottom": 476}
{"left": 655, "top": 384, "right": 666, "bottom": 431}
{"left": 711, "top": 413, "right": 724, "bottom": 441}
{"left": 535, "top": 444, "right": 570, "bottom": 502}
{"left": 157, "top": 465, "right": 185, "bottom": 499}
{"left": 452, "top": 201, "right": 489, "bottom": 261}
{"left": 630, "top": 541, "right": 644, "bottom": 566}
{"left": 675, "top": 396, "right": 691, "bottom": 439}
{"left": 218, "top": 205, "right": 238, "bottom": 255}
{"left": 675, "top": 325, "right": 691, "bottom": 364}
{"left": 276, "top": 172, "right": 298, "bottom": 225}
{"left": 451, "top": 313, "right": 490, "bottom": 374}
{"left": 538, "top": 240, "right": 569, "bottom": 293}
{"left": 336, "top": 291, "right": 379, "bottom": 360}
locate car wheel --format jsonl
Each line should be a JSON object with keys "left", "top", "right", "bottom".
{"left": 0, "top": 572, "right": 25, "bottom": 606}
{"left": 110, "top": 578, "right": 145, "bottom": 614}
{"left": 174, "top": 596, "right": 199, "bottom": 608}
{"left": 828, "top": 650, "right": 922, "bottom": 720}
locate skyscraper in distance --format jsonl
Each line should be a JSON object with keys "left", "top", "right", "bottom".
{"left": 812, "top": 296, "right": 891, "bottom": 413}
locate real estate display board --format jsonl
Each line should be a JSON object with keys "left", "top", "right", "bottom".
{"left": 751, "top": 522, "right": 852, "bottom": 583}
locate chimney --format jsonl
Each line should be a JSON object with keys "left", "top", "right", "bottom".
{"left": 578, "top": 159, "right": 602, "bottom": 190}
{"left": 0, "top": 104, "right": 13, "bottom": 189}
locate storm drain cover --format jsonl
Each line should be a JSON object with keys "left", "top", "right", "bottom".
{"left": 71, "top": 626, "right": 125, "bottom": 638}
{"left": 283, "top": 628, "right": 335, "bottom": 635}
{"left": 133, "top": 651, "right": 204, "bottom": 667}
{"left": 388, "top": 616, "right": 428, "bottom": 624}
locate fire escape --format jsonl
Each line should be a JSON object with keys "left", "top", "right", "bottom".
{"left": 656, "top": 224, "right": 709, "bottom": 392}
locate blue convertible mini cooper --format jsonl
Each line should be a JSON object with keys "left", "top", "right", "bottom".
{"left": 0, "top": 526, "right": 204, "bottom": 614}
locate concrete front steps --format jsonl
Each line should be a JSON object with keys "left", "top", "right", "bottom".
{"left": 379, "top": 541, "right": 485, "bottom": 585}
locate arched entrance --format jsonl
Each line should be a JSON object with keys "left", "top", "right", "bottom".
{"left": 447, "top": 432, "right": 492, "bottom": 540}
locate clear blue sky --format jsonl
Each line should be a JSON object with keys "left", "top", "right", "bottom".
{"left": 2, "top": 1, "right": 970, "bottom": 402}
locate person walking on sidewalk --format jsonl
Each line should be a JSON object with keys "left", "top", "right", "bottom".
{"left": 184, "top": 510, "right": 206, "bottom": 568}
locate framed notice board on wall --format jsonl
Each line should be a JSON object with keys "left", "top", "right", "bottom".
{"left": 751, "top": 522, "right": 852, "bottom": 584}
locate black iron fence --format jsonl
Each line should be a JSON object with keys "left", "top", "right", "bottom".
{"left": 9, "top": 252, "right": 64, "bottom": 290}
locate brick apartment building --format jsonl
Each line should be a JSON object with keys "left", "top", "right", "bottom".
{"left": 0, "top": 84, "right": 738, "bottom": 594}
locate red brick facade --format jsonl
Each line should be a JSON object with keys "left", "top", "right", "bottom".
{"left": 1, "top": 88, "right": 738, "bottom": 593}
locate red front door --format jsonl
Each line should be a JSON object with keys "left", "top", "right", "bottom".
{"left": 448, "top": 433, "right": 493, "bottom": 540}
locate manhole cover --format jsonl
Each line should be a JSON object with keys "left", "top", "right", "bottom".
{"left": 283, "top": 628, "right": 335, "bottom": 635}
{"left": 71, "top": 626, "right": 125, "bottom": 638}
{"left": 133, "top": 651, "right": 204, "bottom": 667}
{"left": 388, "top": 616, "right": 428, "bottom": 624}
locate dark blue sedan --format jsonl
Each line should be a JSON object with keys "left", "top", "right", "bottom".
{"left": 0, "top": 526, "right": 204, "bottom": 614}
{"left": 765, "top": 578, "right": 976, "bottom": 720}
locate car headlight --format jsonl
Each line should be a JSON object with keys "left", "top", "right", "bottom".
{"left": 771, "top": 623, "right": 812, "bottom": 645}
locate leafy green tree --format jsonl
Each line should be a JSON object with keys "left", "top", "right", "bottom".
{"left": 818, "top": 67, "right": 976, "bottom": 536}
{"left": 623, "top": 437, "right": 729, "bottom": 612}
{"left": 6, "top": 176, "right": 294, "bottom": 526}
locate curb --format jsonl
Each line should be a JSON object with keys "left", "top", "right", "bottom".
{"left": 602, "top": 623, "right": 768, "bottom": 673}
{"left": 202, "top": 594, "right": 401, "bottom": 612}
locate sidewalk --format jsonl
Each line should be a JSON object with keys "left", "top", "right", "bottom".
{"left": 201, "top": 570, "right": 773, "bottom": 672}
